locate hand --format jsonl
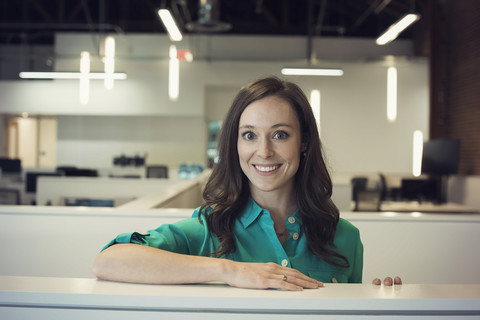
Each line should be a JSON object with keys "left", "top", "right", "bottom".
{"left": 223, "top": 261, "right": 323, "bottom": 291}
{"left": 372, "top": 276, "right": 402, "bottom": 286}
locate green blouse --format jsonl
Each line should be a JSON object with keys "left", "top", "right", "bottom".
{"left": 103, "top": 198, "right": 363, "bottom": 283}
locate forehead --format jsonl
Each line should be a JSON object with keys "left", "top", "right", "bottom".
{"left": 239, "top": 96, "right": 299, "bottom": 128}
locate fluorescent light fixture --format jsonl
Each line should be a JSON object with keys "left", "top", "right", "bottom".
{"left": 376, "top": 13, "right": 421, "bottom": 45}
{"left": 412, "top": 130, "right": 423, "bottom": 177}
{"left": 169, "top": 45, "right": 179, "bottom": 101}
{"left": 281, "top": 68, "right": 344, "bottom": 76}
{"left": 387, "top": 66, "right": 397, "bottom": 122}
{"left": 104, "top": 36, "right": 115, "bottom": 89}
{"left": 310, "top": 90, "right": 321, "bottom": 136}
{"left": 19, "top": 72, "right": 127, "bottom": 79}
{"left": 79, "top": 51, "right": 90, "bottom": 104}
{"left": 158, "top": 9, "right": 183, "bottom": 41}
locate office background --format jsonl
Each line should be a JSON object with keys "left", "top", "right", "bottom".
{"left": 1, "top": 33, "right": 428, "bottom": 173}
{"left": 0, "top": 0, "right": 478, "bottom": 204}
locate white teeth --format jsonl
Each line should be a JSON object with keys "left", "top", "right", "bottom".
{"left": 255, "top": 165, "right": 279, "bottom": 172}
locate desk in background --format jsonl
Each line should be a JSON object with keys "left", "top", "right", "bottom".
{"left": 380, "top": 201, "right": 478, "bottom": 213}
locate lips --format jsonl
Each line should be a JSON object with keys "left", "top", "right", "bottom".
{"left": 253, "top": 164, "right": 281, "bottom": 173}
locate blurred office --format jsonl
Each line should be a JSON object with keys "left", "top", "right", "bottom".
{"left": 0, "top": 0, "right": 478, "bottom": 209}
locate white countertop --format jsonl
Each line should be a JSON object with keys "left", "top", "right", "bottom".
{"left": 1, "top": 276, "right": 479, "bottom": 317}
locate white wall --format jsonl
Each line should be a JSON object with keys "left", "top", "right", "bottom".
{"left": 56, "top": 115, "right": 206, "bottom": 169}
{"left": 0, "top": 33, "right": 428, "bottom": 174}
{"left": 449, "top": 175, "right": 480, "bottom": 210}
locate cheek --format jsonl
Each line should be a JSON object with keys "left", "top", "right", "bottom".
{"left": 237, "top": 141, "right": 249, "bottom": 163}
{"left": 286, "top": 142, "right": 302, "bottom": 163}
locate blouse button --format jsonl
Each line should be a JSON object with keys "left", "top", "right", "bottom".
{"left": 281, "top": 259, "right": 289, "bottom": 267}
{"left": 288, "top": 217, "right": 296, "bottom": 224}
{"left": 292, "top": 232, "right": 299, "bottom": 240}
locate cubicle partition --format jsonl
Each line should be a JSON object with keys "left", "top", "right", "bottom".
{"left": 0, "top": 206, "right": 192, "bottom": 278}
{"left": 1, "top": 204, "right": 480, "bottom": 319}
{"left": 0, "top": 205, "right": 479, "bottom": 283}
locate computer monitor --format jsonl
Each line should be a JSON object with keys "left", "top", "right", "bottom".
{"left": 63, "top": 168, "right": 98, "bottom": 177}
{"left": 64, "top": 197, "right": 115, "bottom": 207}
{"left": 421, "top": 139, "right": 460, "bottom": 175}
{"left": 25, "top": 172, "right": 62, "bottom": 193}
{"left": 421, "top": 139, "right": 460, "bottom": 204}
{"left": 0, "top": 158, "right": 21, "bottom": 173}
{"left": 401, "top": 178, "right": 438, "bottom": 202}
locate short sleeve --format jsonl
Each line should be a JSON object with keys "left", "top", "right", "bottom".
{"left": 101, "top": 207, "right": 218, "bottom": 256}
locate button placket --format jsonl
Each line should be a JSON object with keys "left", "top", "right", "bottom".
{"left": 286, "top": 215, "right": 300, "bottom": 241}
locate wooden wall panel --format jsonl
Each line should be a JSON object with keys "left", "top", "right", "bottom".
{"left": 429, "top": 0, "right": 480, "bottom": 175}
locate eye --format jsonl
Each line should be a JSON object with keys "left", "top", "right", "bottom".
{"left": 242, "top": 131, "right": 256, "bottom": 140}
{"left": 273, "top": 130, "right": 289, "bottom": 140}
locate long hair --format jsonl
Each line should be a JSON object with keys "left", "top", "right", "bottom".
{"left": 201, "top": 76, "right": 348, "bottom": 268}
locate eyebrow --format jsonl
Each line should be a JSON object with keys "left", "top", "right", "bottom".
{"left": 239, "top": 123, "right": 294, "bottom": 130}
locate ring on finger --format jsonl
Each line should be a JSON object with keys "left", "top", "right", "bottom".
{"left": 282, "top": 275, "right": 287, "bottom": 281}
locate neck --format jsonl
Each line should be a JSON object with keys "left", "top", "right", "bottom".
{"left": 250, "top": 187, "right": 297, "bottom": 220}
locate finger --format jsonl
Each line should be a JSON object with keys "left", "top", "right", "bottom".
{"left": 285, "top": 274, "right": 323, "bottom": 289}
{"left": 372, "top": 278, "right": 382, "bottom": 285}
{"left": 291, "top": 275, "right": 323, "bottom": 288}
{"left": 269, "top": 275, "right": 304, "bottom": 291}
{"left": 394, "top": 276, "right": 402, "bottom": 285}
{"left": 280, "top": 269, "right": 323, "bottom": 288}
{"left": 383, "top": 277, "right": 393, "bottom": 286}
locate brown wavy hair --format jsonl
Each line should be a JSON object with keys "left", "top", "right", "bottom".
{"left": 200, "top": 76, "right": 348, "bottom": 268}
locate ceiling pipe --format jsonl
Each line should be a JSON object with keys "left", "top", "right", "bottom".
{"left": 185, "top": 0, "right": 231, "bottom": 33}
{"left": 307, "top": 0, "right": 314, "bottom": 63}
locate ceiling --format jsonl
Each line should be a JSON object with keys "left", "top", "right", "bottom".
{"left": 0, "top": 0, "right": 428, "bottom": 46}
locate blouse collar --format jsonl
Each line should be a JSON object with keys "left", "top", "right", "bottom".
{"left": 239, "top": 197, "right": 302, "bottom": 228}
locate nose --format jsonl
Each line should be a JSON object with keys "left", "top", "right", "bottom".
{"left": 257, "top": 138, "right": 274, "bottom": 158}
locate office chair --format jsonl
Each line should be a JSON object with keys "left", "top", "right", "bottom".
{"left": 351, "top": 177, "right": 381, "bottom": 211}
{"left": 351, "top": 177, "right": 368, "bottom": 202}
{"left": 146, "top": 165, "right": 168, "bottom": 178}
{"left": 354, "top": 189, "right": 382, "bottom": 211}
{"left": 0, "top": 188, "right": 21, "bottom": 205}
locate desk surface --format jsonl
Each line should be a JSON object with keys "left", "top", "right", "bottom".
{"left": 380, "top": 201, "right": 479, "bottom": 213}
{"left": 1, "top": 276, "right": 479, "bottom": 319}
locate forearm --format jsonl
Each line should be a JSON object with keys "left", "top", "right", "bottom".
{"left": 93, "top": 243, "right": 322, "bottom": 290}
{"left": 93, "top": 243, "right": 227, "bottom": 284}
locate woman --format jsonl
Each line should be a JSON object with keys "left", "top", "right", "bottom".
{"left": 94, "top": 76, "right": 399, "bottom": 290}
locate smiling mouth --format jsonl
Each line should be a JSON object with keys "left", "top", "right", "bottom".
{"left": 254, "top": 164, "right": 281, "bottom": 173}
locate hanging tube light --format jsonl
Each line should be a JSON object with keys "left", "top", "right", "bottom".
{"left": 158, "top": 9, "right": 183, "bottom": 41}
{"left": 104, "top": 36, "right": 115, "bottom": 89}
{"left": 79, "top": 51, "right": 90, "bottom": 104}
{"left": 376, "top": 13, "right": 421, "bottom": 45}
{"left": 387, "top": 66, "right": 397, "bottom": 122}
{"left": 169, "top": 45, "right": 179, "bottom": 101}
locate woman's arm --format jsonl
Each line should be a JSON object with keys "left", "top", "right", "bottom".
{"left": 93, "top": 243, "right": 322, "bottom": 291}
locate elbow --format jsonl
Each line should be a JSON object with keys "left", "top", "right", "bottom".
{"left": 92, "top": 253, "right": 109, "bottom": 280}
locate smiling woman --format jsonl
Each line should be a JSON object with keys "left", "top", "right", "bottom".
{"left": 237, "top": 96, "right": 303, "bottom": 200}
{"left": 93, "top": 76, "right": 400, "bottom": 290}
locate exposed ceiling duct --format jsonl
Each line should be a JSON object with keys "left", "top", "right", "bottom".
{"left": 185, "top": 0, "right": 231, "bottom": 33}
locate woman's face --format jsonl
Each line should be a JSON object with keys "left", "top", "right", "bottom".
{"left": 237, "top": 95, "right": 302, "bottom": 197}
